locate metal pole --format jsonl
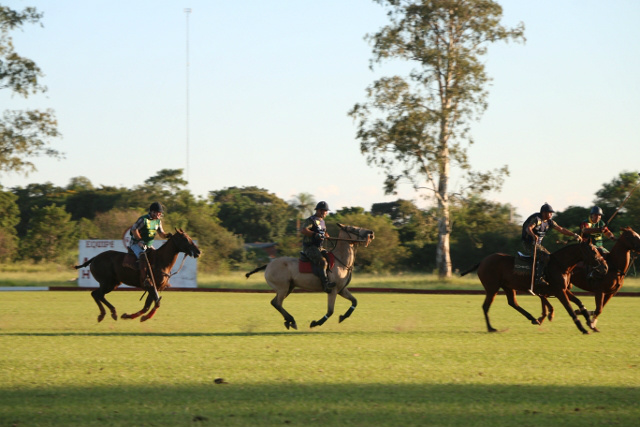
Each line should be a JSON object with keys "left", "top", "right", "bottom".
{"left": 529, "top": 244, "right": 537, "bottom": 294}
{"left": 184, "top": 8, "right": 192, "bottom": 184}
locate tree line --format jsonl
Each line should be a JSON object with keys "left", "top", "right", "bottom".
{"left": 0, "top": 169, "right": 638, "bottom": 274}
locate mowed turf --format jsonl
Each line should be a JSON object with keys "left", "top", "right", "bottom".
{"left": 1, "top": 290, "right": 639, "bottom": 427}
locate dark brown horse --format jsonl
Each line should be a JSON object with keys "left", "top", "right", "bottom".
{"left": 537, "top": 227, "right": 640, "bottom": 331}
{"left": 74, "top": 229, "right": 201, "bottom": 322}
{"left": 460, "top": 241, "right": 607, "bottom": 334}
{"left": 245, "top": 224, "right": 374, "bottom": 330}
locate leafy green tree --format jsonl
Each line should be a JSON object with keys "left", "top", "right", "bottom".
{"left": 20, "top": 204, "right": 77, "bottom": 262}
{"left": 328, "top": 210, "right": 407, "bottom": 273}
{"left": 0, "top": 188, "right": 20, "bottom": 260}
{"left": 593, "top": 171, "right": 640, "bottom": 231}
{"left": 211, "top": 186, "right": 295, "bottom": 243}
{"left": 0, "top": 5, "right": 61, "bottom": 174}
{"left": 350, "top": 0, "right": 524, "bottom": 277}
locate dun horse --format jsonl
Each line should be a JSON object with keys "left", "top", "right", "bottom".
{"left": 537, "top": 227, "right": 640, "bottom": 331}
{"left": 245, "top": 223, "right": 374, "bottom": 330}
{"left": 460, "top": 241, "right": 607, "bottom": 334}
{"left": 74, "top": 229, "right": 201, "bottom": 322}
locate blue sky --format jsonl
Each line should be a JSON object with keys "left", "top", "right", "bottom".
{"left": 2, "top": 0, "right": 639, "bottom": 220}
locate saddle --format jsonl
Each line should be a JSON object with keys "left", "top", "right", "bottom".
{"left": 298, "top": 252, "right": 335, "bottom": 274}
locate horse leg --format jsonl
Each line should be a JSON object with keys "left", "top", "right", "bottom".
{"left": 91, "top": 288, "right": 117, "bottom": 322}
{"left": 537, "top": 296, "right": 555, "bottom": 324}
{"left": 141, "top": 293, "right": 161, "bottom": 322}
{"left": 565, "top": 290, "right": 595, "bottom": 331}
{"left": 270, "top": 291, "right": 297, "bottom": 330}
{"left": 555, "top": 290, "right": 590, "bottom": 334}
{"left": 310, "top": 291, "right": 337, "bottom": 328}
{"left": 338, "top": 287, "right": 357, "bottom": 323}
{"left": 121, "top": 293, "right": 154, "bottom": 320}
{"left": 482, "top": 291, "right": 499, "bottom": 332}
{"left": 504, "top": 289, "right": 541, "bottom": 326}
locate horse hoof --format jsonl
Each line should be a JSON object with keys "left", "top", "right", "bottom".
{"left": 291, "top": 322, "right": 298, "bottom": 330}
{"left": 121, "top": 313, "right": 131, "bottom": 319}
{"left": 111, "top": 313, "right": 118, "bottom": 321}
{"left": 488, "top": 328, "right": 498, "bottom": 333}
{"left": 310, "top": 321, "right": 318, "bottom": 328}
{"left": 531, "top": 319, "right": 541, "bottom": 325}
{"left": 97, "top": 314, "right": 105, "bottom": 323}
{"left": 338, "top": 315, "right": 346, "bottom": 323}
{"left": 284, "top": 321, "right": 290, "bottom": 330}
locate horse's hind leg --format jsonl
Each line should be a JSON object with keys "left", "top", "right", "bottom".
{"left": 566, "top": 291, "right": 596, "bottom": 331}
{"left": 91, "top": 288, "right": 117, "bottom": 322}
{"left": 482, "top": 291, "right": 499, "bottom": 332}
{"left": 504, "top": 289, "right": 540, "bottom": 326}
{"left": 271, "top": 291, "right": 297, "bottom": 330}
{"left": 537, "top": 296, "right": 555, "bottom": 324}
{"left": 141, "top": 294, "right": 161, "bottom": 322}
{"left": 310, "top": 291, "right": 338, "bottom": 328}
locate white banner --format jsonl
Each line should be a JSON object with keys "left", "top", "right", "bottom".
{"left": 77, "top": 239, "right": 198, "bottom": 288}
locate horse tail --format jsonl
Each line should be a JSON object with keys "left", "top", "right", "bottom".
{"left": 459, "top": 263, "right": 480, "bottom": 277}
{"left": 74, "top": 257, "right": 95, "bottom": 270}
{"left": 245, "top": 265, "right": 267, "bottom": 278}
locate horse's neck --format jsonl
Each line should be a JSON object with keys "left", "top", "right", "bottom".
{"left": 333, "top": 239, "right": 355, "bottom": 269}
{"left": 609, "top": 239, "right": 631, "bottom": 272}
{"left": 553, "top": 245, "right": 583, "bottom": 270}
{"left": 155, "top": 239, "right": 179, "bottom": 271}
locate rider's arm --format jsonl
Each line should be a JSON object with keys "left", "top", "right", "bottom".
{"left": 554, "top": 224, "right": 581, "bottom": 239}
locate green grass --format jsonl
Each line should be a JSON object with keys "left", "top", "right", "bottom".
{"left": 1, "top": 291, "right": 639, "bottom": 426}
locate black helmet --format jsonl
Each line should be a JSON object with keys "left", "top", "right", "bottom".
{"left": 590, "top": 206, "right": 603, "bottom": 215}
{"left": 540, "top": 203, "right": 555, "bottom": 213}
{"left": 315, "top": 201, "right": 330, "bottom": 211}
{"left": 149, "top": 202, "right": 164, "bottom": 213}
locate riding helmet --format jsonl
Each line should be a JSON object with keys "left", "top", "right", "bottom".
{"left": 315, "top": 201, "right": 330, "bottom": 211}
{"left": 590, "top": 206, "right": 603, "bottom": 215}
{"left": 149, "top": 202, "right": 164, "bottom": 213}
{"left": 540, "top": 203, "right": 555, "bottom": 213}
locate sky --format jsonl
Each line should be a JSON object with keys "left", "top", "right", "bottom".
{"left": 1, "top": 0, "right": 639, "bottom": 220}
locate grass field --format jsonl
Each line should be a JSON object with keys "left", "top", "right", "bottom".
{"left": 1, "top": 290, "right": 639, "bottom": 427}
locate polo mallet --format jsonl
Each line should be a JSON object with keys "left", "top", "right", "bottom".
{"left": 606, "top": 172, "right": 640, "bottom": 228}
{"left": 529, "top": 243, "right": 537, "bottom": 294}
{"left": 142, "top": 251, "right": 161, "bottom": 304}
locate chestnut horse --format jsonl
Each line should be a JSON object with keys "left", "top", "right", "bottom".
{"left": 460, "top": 241, "right": 607, "bottom": 334}
{"left": 74, "top": 229, "right": 201, "bottom": 322}
{"left": 245, "top": 223, "right": 374, "bottom": 330}
{"left": 538, "top": 227, "right": 640, "bottom": 331}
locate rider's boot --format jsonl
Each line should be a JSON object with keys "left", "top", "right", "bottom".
{"left": 320, "top": 270, "right": 336, "bottom": 294}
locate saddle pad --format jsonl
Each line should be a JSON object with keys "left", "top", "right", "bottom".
{"left": 513, "top": 255, "right": 532, "bottom": 276}
{"left": 299, "top": 252, "right": 335, "bottom": 274}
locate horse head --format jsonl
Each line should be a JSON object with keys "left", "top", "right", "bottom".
{"left": 619, "top": 227, "right": 640, "bottom": 253}
{"left": 337, "top": 223, "right": 375, "bottom": 247}
{"left": 169, "top": 228, "right": 202, "bottom": 258}
{"left": 579, "top": 241, "right": 607, "bottom": 277}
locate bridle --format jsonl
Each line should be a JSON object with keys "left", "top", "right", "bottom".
{"left": 325, "top": 227, "right": 371, "bottom": 271}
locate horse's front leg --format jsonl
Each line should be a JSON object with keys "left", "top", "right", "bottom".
{"left": 555, "top": 289, "right": 590, "bottom": 334}
{"left": 537, "top": 296, "right": 555, "bottom": 324}
{"left": 310, "top": 291, "right": 337, "bottom": 328}
{"left": 337, "top": 287, "right": 357, "bottom": 323}
{"left": 141, "top": 293, "right": 162, "bottom": 322}
{"left": 121, "top": 292, "right": 154, "bottom": 320}
{"left": 565, "top": 290, "right": 595, "bottom": 331}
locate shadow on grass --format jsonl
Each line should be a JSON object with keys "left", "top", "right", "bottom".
{"left": 0, "top": 383, "right": 637, "bottom": 427}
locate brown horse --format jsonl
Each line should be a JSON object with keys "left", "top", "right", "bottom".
{"left": 245, "top": 223, "right": 374, "bottom": 330}
{"left": 537, "top": 227, "right": 640, "bottom": 331}
{"left": 74, "top": 229, "right": 201, "bottom": 322}
{"left": 460, "top": 241, "right": 607, "bottom": 334}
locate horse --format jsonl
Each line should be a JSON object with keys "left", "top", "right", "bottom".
{"left": 245, "top": 223, "right": 375, "bottom": 330}
{"left": 74, "top": 229, "right": 201, "bottom": 322}
{"left": 460, "top": 241, "right": 608, "bottom": 334}
{"left": 537, "top": 227, "right": 640, "bottom": 331}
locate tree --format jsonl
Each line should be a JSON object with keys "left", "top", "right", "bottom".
{"left": 0, "top": 5, "right": 61, "bottom": 174}
{"left": 289, "top": 192, "right": 316, "bottom": 219}
{"left": 20, "top": 204, "right": 77, "bottom": 262}
{"left": 210, "top": 186, "right": 295, "bottom": 242}
{"left": 0, "top": 188, "right": 19, "bottom": 260}
{"left": 349, "top": 0, "right": 524, "bottom": 277}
